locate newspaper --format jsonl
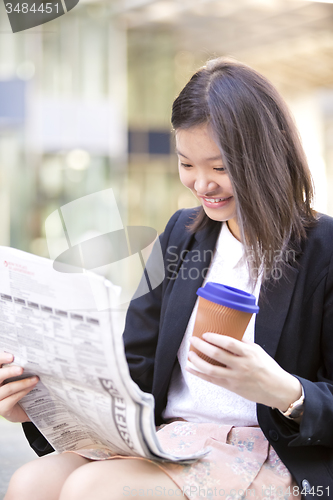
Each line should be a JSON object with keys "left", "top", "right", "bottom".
{"left": 0, "top": 247, "right": 210, "bottom": 463}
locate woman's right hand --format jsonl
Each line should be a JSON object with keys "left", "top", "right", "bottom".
{"left": 0, "top": 351, "right": 39, "bottom": 423}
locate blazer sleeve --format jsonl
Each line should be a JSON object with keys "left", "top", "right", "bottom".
{"left": 22, "top": 421, "right": 55, "bottom": 457}
{"left": 260, "top": 247, "right": 333, "bottom": 449}
{"left": 288, "top": 249, "right": 333, "bottom": 448}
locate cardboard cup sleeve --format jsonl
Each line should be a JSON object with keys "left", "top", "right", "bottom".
{"left": 189, "top": 296, "right": 254, "bottom": 367}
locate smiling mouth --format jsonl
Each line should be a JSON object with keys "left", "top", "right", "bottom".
{"left": 203, "top": 196, "right": 232, "bottom": 203}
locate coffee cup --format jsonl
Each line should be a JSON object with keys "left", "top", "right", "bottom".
{"left": 188, "top": 282, "right": 259, "bottom": 369}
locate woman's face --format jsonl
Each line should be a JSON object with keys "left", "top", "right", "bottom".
{"left": 176, "top": 124, "right": 239, "bottom": 237}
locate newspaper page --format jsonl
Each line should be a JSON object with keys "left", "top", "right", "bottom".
{"left": 0, "top": 247, "right": 210, "bottom": 464}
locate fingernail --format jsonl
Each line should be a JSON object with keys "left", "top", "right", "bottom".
{"left": 13, "top": 367, "right": 22, "bottom": 375}
{"left": 29, "top": 376, "right": 39, "bottom": 384}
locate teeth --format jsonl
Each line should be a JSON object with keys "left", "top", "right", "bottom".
{"left": 205, "top": 197, "right": 228, "bottom": 203}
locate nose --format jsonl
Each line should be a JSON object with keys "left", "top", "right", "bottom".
{"left": 194, "top": 176, "right": 219, "bottom": 196}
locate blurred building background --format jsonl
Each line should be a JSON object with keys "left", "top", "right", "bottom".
{"left": 1, "top": 2, "right": 333, "bottom": 495}
{"left": 0, "top": 0, "right": 333, "bottom": 258}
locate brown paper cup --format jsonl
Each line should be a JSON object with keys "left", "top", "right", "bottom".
{"left": 189, "top": 296, "right": 253, "bottom": 367}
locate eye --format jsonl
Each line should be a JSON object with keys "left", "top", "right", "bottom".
{"left": 180, "top": 163, "right": 192, "bottom": 168}
{"left": 214, "top": 167, "right": 226, "bottom": 172}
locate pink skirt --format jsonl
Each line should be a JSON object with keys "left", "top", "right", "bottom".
{"left": 154, "top": 422, "right": 301, "bottom": 500}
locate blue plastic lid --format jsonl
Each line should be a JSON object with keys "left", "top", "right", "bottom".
{"left": 197, "top": 282, "right": 259, "bottom": 314}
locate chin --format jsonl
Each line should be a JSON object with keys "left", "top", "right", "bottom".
{"left": 202, "top": 208, "right": 236, "bottom": 223}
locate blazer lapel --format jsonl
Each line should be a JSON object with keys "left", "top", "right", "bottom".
{"left": 255, "top": 264, "right": 300, "bottom": 358}
{"left": 153, "top": 223, "right": 220, "bottom": 396}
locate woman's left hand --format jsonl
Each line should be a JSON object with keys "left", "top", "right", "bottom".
{"left": 187, "top": 333, "right": 302, "bottom": 412}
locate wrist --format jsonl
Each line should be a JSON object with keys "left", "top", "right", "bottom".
{"left": 279, "top": 384, "right": 304, "bottom": 421}
{"left": 274, "top": 376, "right": 303, "bottom": 413}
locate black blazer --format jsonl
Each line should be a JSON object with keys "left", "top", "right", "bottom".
{"left": 123, "top": 208, "right": 333, "bottom": 497}
{"left": 23, "top": 208, "right": 333, "bottom": 496}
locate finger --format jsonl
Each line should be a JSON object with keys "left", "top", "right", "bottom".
{"left": 0, "top": 385, "right": 36, "bottom": 419}
{"left": 0, "top": 365, "right": 23, "bottom": 384}
{"left": 0, "top": 376, "right": 39, "bottom": 400}
{"left": 201, "top": 333, "right": 247, "bottom": 355}
{"left": 185, "top": 364, "right": 226, "bottom": 386}
{"left": 190, "top": 337, "right": 238, "bottom": 367}
{"left": 187, "top": 350, "right": 228, "bottom": 377}
{"left": 0, "top": 351, "right": 14, "bottom": 367}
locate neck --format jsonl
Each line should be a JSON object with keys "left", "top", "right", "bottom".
{"left": 226, "top": 219, "right": 241, "bottom": 242}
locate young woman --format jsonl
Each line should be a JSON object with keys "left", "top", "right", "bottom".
{"left": 1, "top": 58, "right": 333, "bottom": 500}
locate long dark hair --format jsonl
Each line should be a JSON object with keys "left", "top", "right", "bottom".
{"left": 171, "top": 57, "right": 316, "bottom": 283}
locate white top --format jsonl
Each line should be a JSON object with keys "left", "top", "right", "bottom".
{"left": 162, "top": 222, "right": 261, "bottom": 426}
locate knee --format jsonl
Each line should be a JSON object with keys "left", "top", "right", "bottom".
{"left": 59, "top": 466, "right": 98, "bottom": 500}
{"left": 59, "top": 460, "right": 175, "bottom": 500}
{"left": 59, "top": 462, "right": 132, "bottom": 500}
{"left": 5, "top": 460, "right": 40, "bottom": 500}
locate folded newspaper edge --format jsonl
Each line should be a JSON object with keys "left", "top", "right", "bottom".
{"left": 0, "top": 246, "right": 211, "bottom": 464}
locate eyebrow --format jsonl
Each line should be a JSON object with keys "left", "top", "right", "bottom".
{"left": 175, "top": 149, "right": 222, "bottom": 162}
